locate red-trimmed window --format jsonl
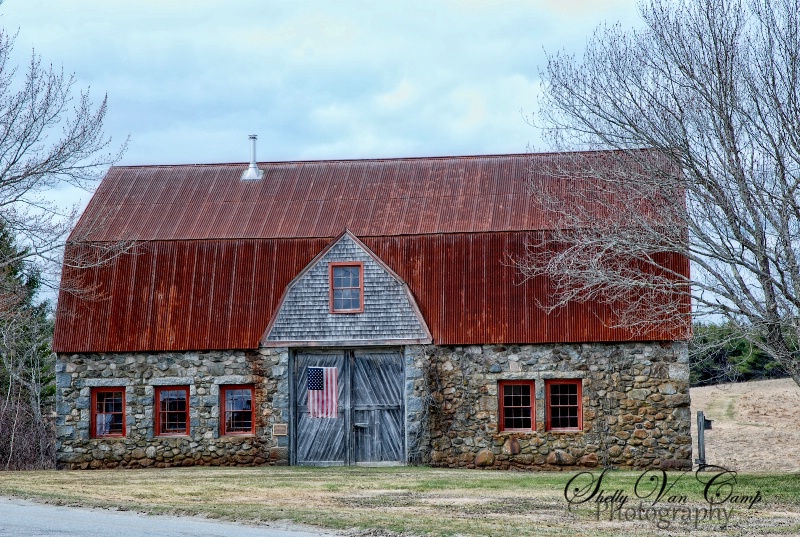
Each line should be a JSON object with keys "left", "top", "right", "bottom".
{"left": 498, "top": 380, "right": 535, "bottom": 431}
{"left": 546, "top": 379, "right": 583, "bottom": 431}
{"left": 91, "top": 387, "right": 126, "bottom": 438}
{"left": 329, "top": 262, "right": 364, "bottom": 313}
{"left": 155, "top": 386, "right": 190, "bottom": 436}
{"left": 221, "top": 385, "right": 255, "bottom": 435}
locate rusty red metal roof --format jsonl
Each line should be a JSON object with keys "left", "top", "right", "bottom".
{"left": 54, "top": 152, "right": 690, "bottom": 353}
{"left": 70, "top": 154, "right": 592, "bottom": 241}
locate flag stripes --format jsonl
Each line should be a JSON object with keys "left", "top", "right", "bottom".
{"left": 307, "top": 366, "right": 338, "bottom": 418}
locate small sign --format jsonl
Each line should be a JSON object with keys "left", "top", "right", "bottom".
{"left": 272, "top": 423, "right": 288, "bottom": 436}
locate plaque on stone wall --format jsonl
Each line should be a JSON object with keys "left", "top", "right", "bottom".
{"left": 272, "top": 423, "right": 288, "bottom": 436}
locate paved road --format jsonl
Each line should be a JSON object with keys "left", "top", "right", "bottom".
{"left": 0, "top": 497, "right": 338, "bottom": 537}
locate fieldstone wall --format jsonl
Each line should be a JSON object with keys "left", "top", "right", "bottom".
{"left": 55, "top": 347, "right": 290, "bottom": 469}
{"left": 57, "top": 341, "right": 691, "bottom": 471}
{"left": 408, "top": 341, "right": 691, "bottom": 471}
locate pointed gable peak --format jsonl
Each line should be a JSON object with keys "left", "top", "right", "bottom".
{"left": 261, "top": 230, "right": 431, "bottom": 347}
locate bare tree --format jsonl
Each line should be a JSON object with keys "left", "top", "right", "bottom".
{"left": 0, "top": 24, "right": 124, "bottom": 291}
{"left": 0, "top": 4, "right": 125, "bottom": 468}
{"left": 0, "top": 296, "right": 54, "bottom": 469}
{"left": 523, "top": 0, "right": 800, "bottom": 387}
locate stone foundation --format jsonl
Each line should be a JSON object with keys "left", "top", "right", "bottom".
{"left": 55, "top": 348, "right": 290, "bottom": 469}
{"left": 408, "top": 341, "right": 691, "bottom": 470}
{"left": 57, "top": 341, "right": 691, "bottom": 471}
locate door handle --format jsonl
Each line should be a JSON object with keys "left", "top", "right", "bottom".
{"left": 353, "top": 422, "right": 369, "bottom": 428}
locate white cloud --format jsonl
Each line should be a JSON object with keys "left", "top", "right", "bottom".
{"left": 0, "top": 0, "right": 641, "bottom": 171}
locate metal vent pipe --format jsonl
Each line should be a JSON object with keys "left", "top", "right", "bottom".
{"left": 240, "top": 134, "right": 264, "bottom": 181}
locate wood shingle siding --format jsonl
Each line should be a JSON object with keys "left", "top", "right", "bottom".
{"left": 264, "top": 232, "right": 431, "bottom": 346}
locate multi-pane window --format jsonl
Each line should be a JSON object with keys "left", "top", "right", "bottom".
{"left": 91, "top": 388, "right": 125, "bottom": 438}
{"left": 546, "top": 379, "right": 582, "bottom": 431}
{"left": 498, "top": 380, "right": 534, "bottom": 431}
{"left": 155, "top": 386, "right": 189, "bottom": 436}
{"left": 330, "top": 262, "right": 363, "bottom": 312}
{"left": 221, "top": 385, "right": 255, "bottom": 435}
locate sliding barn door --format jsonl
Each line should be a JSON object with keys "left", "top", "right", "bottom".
{"left": 293, "top": 349, "right": 404, "bottom": 466}
{"left": 294, "top": 351, "right": 348, "bottom": 466}
{"left": 352, "top": 351, "right": 404, "bottom": 464}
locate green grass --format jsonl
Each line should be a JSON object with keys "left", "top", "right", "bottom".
{"left": 0, "top": 466, "right": 797, "bottom": 536}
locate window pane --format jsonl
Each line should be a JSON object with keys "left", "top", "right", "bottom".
{"left": 109, "top": 413, "right": 123, "bottom": 432}
{"left": 500, "top": 382, "right": 533, "bottom": 430}
{"left": 158, "top": 388, "right": 188, "bottom": 434}
{"left": 547, "top": 381, "right": 580, "bottom": 430}
{"left": 332, "top": 265, "right": 362, "bottom": 311}
{"left": 225, "top": 387, "right": 253, "bottom": 434}
{"left": 567, "top": 416, "right": 577, "bottom": 428}
{"left": 95, "top": 390, "right": 124, "bottom": 437}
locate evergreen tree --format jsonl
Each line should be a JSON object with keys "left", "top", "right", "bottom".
{"left": 0, "top": 224, "right": 55, "bottom": 469}
{"left": 690, "top": 323, "right": 788, "bottom": 387}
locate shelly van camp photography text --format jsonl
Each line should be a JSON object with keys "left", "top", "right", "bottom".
{"left": 564, "top": 465, "right": 764, "bottom": 530}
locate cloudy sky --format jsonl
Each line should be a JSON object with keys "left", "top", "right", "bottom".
{"left": 2, "top": 1, "right": 640, "bottom": 173}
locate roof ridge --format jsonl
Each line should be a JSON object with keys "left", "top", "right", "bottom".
{"left": 109, "top": 152, "right": 537, "bottom": 170}
{"left": 109, "top": 148, "right": 655, "bottom": 170}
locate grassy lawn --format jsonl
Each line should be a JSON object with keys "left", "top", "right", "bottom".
{"left": 0, "top": 466, "right": 797, "bottom": 536}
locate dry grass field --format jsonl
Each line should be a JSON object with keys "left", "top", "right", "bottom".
{"left": 690, "top": 377, "right": 800, "bottom": 473}
{"left": 0, "top": 465, "right": 798, "bottom": 537}
{"left": 0, "top": 378, "right": 795, "bottom": 536}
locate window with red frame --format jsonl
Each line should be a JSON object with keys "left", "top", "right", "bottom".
{"left": 546, "top": 379, "right": 583, "bottom": 431}
{"left": 330, "top": 262, "right": 364, "bottom": 312}
{"left": 91, "top": 387, "right": 125, "bottom": 438}
{"left": 221, "top": 385, "right": 255, "bottom": 435}
{"left": 498, "top": 380, "right": 535, "bottom": 431}
{"left": 156, "top": 386, "right": 189, "bottom": 436}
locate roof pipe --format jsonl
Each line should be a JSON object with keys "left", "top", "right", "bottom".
{"left": 240, "top": 134, "right": 264, "bottom": 181}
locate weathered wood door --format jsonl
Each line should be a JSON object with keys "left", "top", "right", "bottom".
{"left": 294, "top": 351, "right": 348, "bottom": 465}
{"left": 293, "top": 349, "right": 404, "bottom": 466}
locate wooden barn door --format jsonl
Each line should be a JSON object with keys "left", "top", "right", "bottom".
{"left": 293, "top": 349, "right": 404, "bottom": 466}
{"left": 352, "top": 350, "right": 404, "bottom": 464}
{"left": 294, "top": 351, "right": 348, "bottom": 465}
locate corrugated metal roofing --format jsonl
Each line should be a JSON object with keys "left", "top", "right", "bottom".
{"left": 53, "top": 233, "right": 688, "bottom": 353}
{"left": 71, "top": 153, "right": 600, "bottom": 241}
{"left": 54, "top": 152, "right": 690, "bottom": 353}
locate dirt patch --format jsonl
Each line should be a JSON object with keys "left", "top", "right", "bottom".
{"left": 690, "top": 377, "right": 800, "bottom": 472}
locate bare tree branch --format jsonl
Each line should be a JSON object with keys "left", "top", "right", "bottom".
{"left": 0, "top": 25, "right": 127, "bottom": 293}
{"left": 524, "top": 0, "right": 800, "bottom": 387}
{"left": 0, "top": 2, "right": 126, "bottom": 468}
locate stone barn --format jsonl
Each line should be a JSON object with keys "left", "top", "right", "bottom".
{"left": 53, "top": 148, "right": 692, "bottom": 470}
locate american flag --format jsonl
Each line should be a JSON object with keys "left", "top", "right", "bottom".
{"left": 307, "top": 366, "right": 338, "bottom": 418}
